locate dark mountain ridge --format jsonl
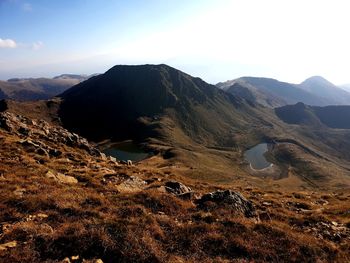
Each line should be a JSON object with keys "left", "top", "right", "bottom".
{"left": 276, "top": 102, "right": 350, "bottom": 129}
{"left": 59, "top": 64, "right": 257, "bottom": 144}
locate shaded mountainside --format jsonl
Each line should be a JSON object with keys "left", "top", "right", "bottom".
{"left": 0, "top": 74, "right": 95, "bottom": 101}
{"left": 59, "top": 64, "right": 262, "bottom": 145}
{"left": 276, "top": 102, "right": 350, "bottom": 129}
{"left": 299, "top": 76, "right": 350, "bottom": 105}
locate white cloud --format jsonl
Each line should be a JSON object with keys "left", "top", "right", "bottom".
{"left": 32, "top": 41, "right": 43, "bottom": 50}
{"left": 0, "top": 38, "right": 17, "bottom": 48}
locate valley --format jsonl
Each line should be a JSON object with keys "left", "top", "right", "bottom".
{"left": 0, "top": 64, "right": 349, "bottom": 262}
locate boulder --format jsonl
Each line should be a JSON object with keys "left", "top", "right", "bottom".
{"left": 108, "top": 156, "right": 117, "bottom": 162}
{"left": 56, "top": 173, "right": 78, "bottom": 184}
{"left": 0, "top": 241, "right": 17, "bottom": 251}
{"left": 165, "top": 181, "right": 192, "bottom": 195}
{"left": 18, "top": 125, "right": 31, "bottom": 136}
{"left": 46, "top": 170, "right": 56, "bottom": 180}
{"left": 100, "top": 152, "right": 107, "bottom": 161}
{"left": 0, "top": 113, "right": 14, "bottom": 132}
{"left": 46, "top": 170, "right": 78, "bottom": 184}
{"left": 196, "top": 190, "right": 256, "bottom": 217}
{"left": 116, "top": 175, "right": 146, "bottom": 193}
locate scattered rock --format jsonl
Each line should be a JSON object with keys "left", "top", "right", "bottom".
{"left": 0, "top": 241, "right": 17, "bottom": 251}
{"left": 116, "top": 176, "right": 146, "bottom": 192}
{"left": 18, "top": 139, "right": 40, "bottom": 148}
{"left": 56, "top": 173, "right": 78, "bottom": 184}
{"left": 0, "top": 113, "right": 14, "bottom": 132}
{"left": 46, "top": 171, "right": 78, "bottom": 184}
{"left": 145, "top": 177, "right": 162, "bottom": 184}
{"left": 13, "top": 187, "right": 26, "bottom": 197}
{"left": 37, "top": 213, "right": 49, "bottom": 219}
{"left": 108, "top": 156, "right": 117, "bottom": 162}
{"left": 100, "top": 152, "right": 107, "bottom": 161}
{"left": 127, "top": 160, "right": 133, "bottom": 166}
{"left": 46, "top": 171, "right": 56, "bottom": 180}
{"left": 71, "top": 255, "right": 79, "bottom": 261}
{"left": 165, "top": 181, "right": 192, "bottom": 195}
{"left": 18, "top": 125, "right": 31, "bottom": 136}
{"left": 196, "top": 190, "right": 256, "bottom": 217}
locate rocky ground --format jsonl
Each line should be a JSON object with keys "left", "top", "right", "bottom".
{"left": 0, "top": 111, "right": 349, "bottom": 262}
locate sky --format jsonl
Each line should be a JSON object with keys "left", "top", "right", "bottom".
{"left": 1, "top": 0, "right": 350, "bottom": 84}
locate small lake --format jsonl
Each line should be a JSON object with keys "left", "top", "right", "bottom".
{"left": 244, "top": 143, "right": 272, "bottom": 170}
{"left": 102, "top": 141, "right": 149, "bottom": 162}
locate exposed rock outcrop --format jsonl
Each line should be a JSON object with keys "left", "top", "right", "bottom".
{"left": 0, "top": 111, "right": 100, "bottom": 156}
{"left": 196, "top": 190, "right": 256, "bottom": 217}
{"left": 165, "top": 181, "right": 193, "bottom": 199}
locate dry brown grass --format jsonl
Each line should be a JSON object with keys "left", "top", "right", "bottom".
{"left": 0, "top": 125, "right": 350, "bottom": 262}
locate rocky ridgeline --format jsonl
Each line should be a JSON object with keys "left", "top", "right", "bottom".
{"left": 0, "top": 111, "right": 100, "bottom": 157}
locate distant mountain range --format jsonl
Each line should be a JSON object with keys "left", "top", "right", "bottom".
{"left": 0, "top": 74, "right": 97, "bottom": 101}
{"left": 217, "top": 76, "right": 350, "bottom": 107}
{"left": 3, "top": 70, "right": 350, "bottom": 108}
{"left": 276, "top": 102, "right": 350, "bottom": 129}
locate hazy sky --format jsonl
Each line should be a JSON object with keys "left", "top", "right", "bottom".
{"left": 1, "top": 0, "right": 350, "bottom": 84}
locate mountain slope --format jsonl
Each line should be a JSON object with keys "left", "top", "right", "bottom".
{"left": 217, "top": 77, "right": 330, "bottom": 107}
{"left": 59, "top": 64, "right": 262, "bottom": 145}
{"left": 276, "top": 102, "right": 350, "bottom": 129}
{"left": 299, "top": 76, "right": 350, "bottom": 105}
{"left": 0, "top": 109, "right": 348, "bottom": 262}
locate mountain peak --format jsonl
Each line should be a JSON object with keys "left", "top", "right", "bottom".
{"left": 58, "top": 64, "right": 247, "bottom": 142}
{"left": 301, "top": 76, "right": 335, "bottom": 86}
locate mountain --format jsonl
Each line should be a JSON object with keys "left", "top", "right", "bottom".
{"left": 217, "top": 77, "right": 330, "bottom": 107}
{"left": 299, "top": 76, "right": 350, "bottom": 105}
{"left": 218, "top": 76, "right": 350, "bottom": 108}
{"left": 339, "top": 83, "right": 350, "bottom": 93}
{"left": 1, "top": 64, "right": 350, "bottom": 261}
{"left": 59, "top": 64, "right": 262, "bottom": 144}
{"left": 0, "top": 74, "right": 96, "bottom": 101}
{"left": 58, "top": 65, "right": 350, "bottom": 190}
{"left": 276, "top": 102, "right": 350, "bottom": 129}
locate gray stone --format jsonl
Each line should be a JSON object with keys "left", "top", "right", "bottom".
{"left": 109, "top": 156, "right": 117, "bottom": 162}
{"left": 197, "top": 190, "right": 256, "bottom": 217}
{"left": 165, "top": 181, "right": 192, "bottom": 195}
{"left": 100, "top": 152, "right": 107, "bottom": 161}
